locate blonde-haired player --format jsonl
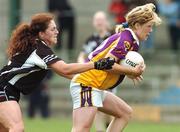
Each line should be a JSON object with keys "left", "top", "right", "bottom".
{"left": 77, "top": 11, "right": 117, "bottom": 132}
{"left": 70, "top": 3, "right": 161, "bottom": 132}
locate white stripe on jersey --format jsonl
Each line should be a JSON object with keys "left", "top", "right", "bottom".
{"left": 9, "top": 69, "right": 41, "bottom": 85}
{"left": 7, "top": 50, "right": 47, "bottom": 85}
{"left": 0, "top": 67, "right": 23, "bottom": 76}
{"left": 0, "top": 50, "right": 47, "bottom": 77}
{"left": 46, "top": 56, "right": 58, "bottom": 63}
{"left": 43, "top": 55, "right": 51, "bottom": 61}
{"left": 126, "top": 28, "right": 139, "bottom": 45}
{"left": 43, "top": 54, "right": 58, "bottom": 63}
{"left": 25, "top": 50, "right": 47, "bottom": 69}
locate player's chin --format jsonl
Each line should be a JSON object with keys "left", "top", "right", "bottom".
{"left": 53, "top": 39, "right": 57, "bottom": 44}
{"left": 50, "top": 40, "right": 57, "bottom": 46}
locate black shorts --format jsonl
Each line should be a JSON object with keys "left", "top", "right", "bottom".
{"left": 0, "top": 83, "right": 20, "bottom": 102}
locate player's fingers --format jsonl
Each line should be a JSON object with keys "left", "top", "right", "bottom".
{"left": 134, "top": 75, "right": 143, "bottom": 83}
{"left": 135, "top": 77, "right": 142, "bottom": 82}
{"left": 139, "top": 75, "right": 143, "bottom": 80}
{"left": 138, "top": 62, "right": 145, "bottom": 70}
{"left": 133, "top": 79, "right": 136, "bottom": 88}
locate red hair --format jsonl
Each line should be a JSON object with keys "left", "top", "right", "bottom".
{"left": 7, "top": 13, "right": 54, "bottom": 59}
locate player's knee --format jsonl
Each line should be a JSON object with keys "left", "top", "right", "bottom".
{"left": 116, "top": 105, "right": 133, "bottom": 121}
{"left": 123, "top": 106, "right": 133, "bottom": 121}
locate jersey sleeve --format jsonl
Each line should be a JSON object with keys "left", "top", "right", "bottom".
{"left": 109, "top": 31, "right": 133, "bottom": 60}
{"left": 36, "top": 43, "right": 61, "bottom": 68}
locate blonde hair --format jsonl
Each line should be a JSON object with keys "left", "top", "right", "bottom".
{"left": 116, "top": 3, "right": 161, "bottom": 33}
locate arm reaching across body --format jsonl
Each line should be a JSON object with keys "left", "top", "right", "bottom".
{"left": 49, "top": 57, "right": 115, "bottom": 79}
{"left": 35, "top": 40, "right": 115, "bottom": 79}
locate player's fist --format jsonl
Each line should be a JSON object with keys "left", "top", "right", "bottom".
{"left": 132, "top": 63, "right": 145, "bottom": 76}
{"left": 94, "top": 57, "right": 115, "bottom": 70}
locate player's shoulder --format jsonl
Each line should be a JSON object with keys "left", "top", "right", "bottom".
{"left": 108, "top": 32, "right": 121, "bottom": 41}
{"left": 35, "top": 39, "right": 50, "bottom": 49}
{"left": 35, "top": 39, "right": 55, "bottom": 56}
{"left": 120, "top": 28, "right": 137, "bottom": 42}
{"left": 121, "top": 29, "right": 133, "bottom": 38}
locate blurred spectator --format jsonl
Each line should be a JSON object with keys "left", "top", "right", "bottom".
{"left": 47, "top": 0, "right": 76, "bottom": 50}
{"left": 158, "top": 0, "right": 180, "bottom": 52}
{"left": 27, "top": 70, "right": 53, "bottom": 118}
{"left": 108, "top": 0, "right": 129, "bottom": 24}
{"left": 77, "top": 11, "right": 112, "bottom": 63}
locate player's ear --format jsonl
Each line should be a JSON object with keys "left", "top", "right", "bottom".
{"left": 134, "top": 23, "right": 141, "bottom": 30}
{"left": 39, "top": 31, "right": 44, "bottom": 39}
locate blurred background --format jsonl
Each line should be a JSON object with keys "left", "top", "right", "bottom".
{"left": 0, "top": 0, "right": 180, "bottom": 131}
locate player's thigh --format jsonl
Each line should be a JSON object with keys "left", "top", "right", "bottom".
{"left": 70, "top": 82, "right": 105, "bottom": 109}
{"left": 99, "top": 91, "right": 132, "bottom": 118}
{"left": 0, "top": 101, "right": 24, "bottom": 129}
{"left": 70, "top": 82, "right": 104, "bottom": 127}
{"left": 73, "top": 106, "right": 97, "bottom": 127}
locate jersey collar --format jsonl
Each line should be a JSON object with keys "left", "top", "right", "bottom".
{"left": 126, "top": 28, "right": 139, "bottom": 45}
{"left": 36, "top": 38, "right": 48, "bottom": 46}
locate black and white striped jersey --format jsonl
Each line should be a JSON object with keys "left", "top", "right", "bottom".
{"left": 0, "top": 39, "right": 61, "bottom": 95}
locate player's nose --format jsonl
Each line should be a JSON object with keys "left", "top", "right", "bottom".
{"left": 56, "top": 29, "right": 59, "bottom": 34}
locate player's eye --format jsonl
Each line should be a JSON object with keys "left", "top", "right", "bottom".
{"left": 147, "top": 25, "right": 152, "bottom": 28}
{"left": 50, "top": 27, "right": 57, "bottom": 31}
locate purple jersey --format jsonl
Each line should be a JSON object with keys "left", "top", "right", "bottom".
{"left": 74, "top": 28, "right": 140, "bottom": 90}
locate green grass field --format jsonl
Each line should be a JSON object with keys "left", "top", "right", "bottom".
{"left": 24, "top": 117, "right": 180, "bottom": 132}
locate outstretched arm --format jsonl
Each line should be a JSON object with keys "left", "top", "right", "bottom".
{"left": 49, "top": 57, "right": 115, "bottom": 78}
{"left": 49, "top": 60, "right": 94, "bottom": 76}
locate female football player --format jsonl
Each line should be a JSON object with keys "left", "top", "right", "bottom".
{"left": 77, "top": 11, "right": 117, "bottom": 132}
{"left": 0, "top": 13, "right": 115, "bottom": 132}
{"left": 70, "top": 3, "right": 161, "bottom": 132}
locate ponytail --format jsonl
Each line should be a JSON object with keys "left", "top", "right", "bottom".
{"left": 7, "top": 13, "right": 54, "bottom": 59}
{"left": 7, "top": 23, "right": 35, "bottom": 59}
{"left": 115, "top": 22, "right": 129, "bottom": 33}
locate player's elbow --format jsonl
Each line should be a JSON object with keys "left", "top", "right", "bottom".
{"left": 60, "top": 68, "right": 72, "bottom": 75}
{"left": 60, "top": 65, "right": 74, "bottom": 75}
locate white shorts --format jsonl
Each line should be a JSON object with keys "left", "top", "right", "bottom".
{"left": 70, "top": 81, "right": 107, "bottom": 109}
